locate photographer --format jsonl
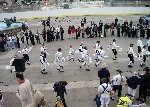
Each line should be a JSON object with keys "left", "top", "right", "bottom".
{"left": 111, "top": 69, "right": 126, "bottom": 101}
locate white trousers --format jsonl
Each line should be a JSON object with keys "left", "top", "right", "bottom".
{"left": 128, "top": 87, "right": 136, "bottom": 97}
{"left": 100, "top": 97, "right": 110, "bottom": 107}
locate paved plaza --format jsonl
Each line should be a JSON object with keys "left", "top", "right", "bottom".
{"left": 0, "top": 15, "right": 150, "bottom": 107}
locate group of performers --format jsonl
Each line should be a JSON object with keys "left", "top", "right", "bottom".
{"left": 7, "top": 38, "right": 150, "bottom": 74}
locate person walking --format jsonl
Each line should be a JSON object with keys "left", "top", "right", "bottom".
{"left": 15, "top": 73, "right": 34, "bottom": 107}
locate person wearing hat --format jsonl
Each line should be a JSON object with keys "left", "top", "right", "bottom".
{"left": 117, "top": 94, "right": 134, "bottom": 107}
{"left": 111, "top": 69, "right": 125, "bottom": 101}
{"left": 127, "top": 44, "right": 136, "bottom": 68}
{"left": 27, "top": 91, "right": 49, "bottom": 107}
{"left": 98, "top": 63, "right": 110, "bottom": 85}
{"left": 126, "top": 71, "right": 139, "bottom": 100}
{"left": 98, "top": 78, "right": 113, "bottom": 107}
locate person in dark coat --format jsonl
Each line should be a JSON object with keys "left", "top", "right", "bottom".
{"left": 137, "top": 67, "right": 150, "bottom": 102}
{"left": 25, "top": 31, "right": 29, "bottom": 45}
{"left": 98, "top": 63, "right": 110, "bottom": 85}
{"left": 126, "top": 71, "right": 139, "bottom": 99}
{"left": 146, "top": 27, "right": 150, "bottom": 39}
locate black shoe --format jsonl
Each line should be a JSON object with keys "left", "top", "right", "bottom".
{"left": 95, "top": 64, "right": 97, "bottom": 67}
{"left": 41, "top": 71, "right": 47, "bottom": 74}
{"left": 78, "top": 59, "right": 80, "bottom": 62}
{"left": 57, "top": 68, "right": 60, "bottom": 71}
{"left": 79, "top": 66, "right": 82, "bottom": 68}
{"left": 86, "top": 69, "right": 90, "bottom": 71}
{"left": 60, "top": 70, "right": 64, "bottom": 72}
{"left": 27, "top": 63, "right": 30, "bottom": 65}
{"left": 113, "top": 58, "right": 116, "bottom": 60}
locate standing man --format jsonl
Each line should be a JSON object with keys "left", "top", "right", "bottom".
{"left": 35, "top": 30, "right": 41, "bottom": 44}
{"left": 98, "top": 63, "right": 110, "bottom": 85}
{"left": 98, "top": 78, "right": 112, "bottom": 107}
{"left": 116, "top": 23, "right": 121, "bottom": 37}
{"left": 16, "top": 73, "right": 34, "bottom": 107}
{"left": 126, "top": 71, "right": 139, "bottom": 100}
{"left": 25, "top": 31, "right": 29, "bottom": 45}
{"left": 60, "top": 25, "right": 64, "bottom": 40}
{"left": 115, "top": 17, "right": 118, "bottom": 27}
{"left": 111, "top": 69, "right": 125, "bottom": 101}
{"left": 127, "top": 44, "right": 136, "bottom": 68}
{"left": 54, "top": 48, "right": 65, "bottom": 72}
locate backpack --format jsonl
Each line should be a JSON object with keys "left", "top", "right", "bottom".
{"left": 96, "top": 97, "right": 101, "bottom": 106}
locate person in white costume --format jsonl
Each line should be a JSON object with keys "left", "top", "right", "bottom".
{"left": 40, "top": 52, "right": 48, "bottom": 74}
{"left": 95, "top": 46, "right": 106, "bottom": 67}
{"left": 78, "top": 42, "right": 84, "bottom": 62}
{"left": 40, "top": 43, "right": 49, "bottom": 65}
{"left": 54, "top": 48, "right": 65, "bottom": 72}
{"left": 67, "top": 45, "right": 75, "bottom": 62}
{"left": 79, "top": 46, "right": 92, "bottom": 71}
{"left": 94, "top": 41, "right": 101, "bottom": 61}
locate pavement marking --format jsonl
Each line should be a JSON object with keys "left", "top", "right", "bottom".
{"left": 0, "top": 80, "right": 99, "bottom": 92}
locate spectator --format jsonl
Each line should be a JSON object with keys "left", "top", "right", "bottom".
{"left": 98, "top": 63, "right": 110, "bottom": 85}
{"left": 0, "top": 90, "right": 4, "bottom": 107}
{"left": 15, "top": 73, "right": 34, "bottom": 107}
{"left": 98, "top": 78, "right": 113, "bottom": 107}
{"left": 27, "top": 91, "right": 49, "bottom": 107}
{"left": 126, "top": 71, "right": 139, "bottom": 99}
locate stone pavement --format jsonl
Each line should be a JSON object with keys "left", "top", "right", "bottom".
{"left": 0, "top": 15, "right": 150, "bottom": 107}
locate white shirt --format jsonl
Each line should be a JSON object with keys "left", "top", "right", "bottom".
{"left": 141, "top": 48, "right": 146, "bottom": 56}
{"left": 95, "top": 43, "right": 101, "bottom": 51}
{"left": 147, "top": 40, "right": 150, "bottom": 46}
{"left": 16, "top": 79, "right": 34, "bottom": 107}
{"left": 112, "top": 74, "right": 125, "bottom": 86}
{"left": 69, "top": 48, "right": 74, "bottom": 55}
{"left": 137, "top": 39, "right": 143, "bottom": 47}
{"left": 41, "top": 46, "right": 46, "bottom": 53}
{"left": 110, "top": 42, "right": 117, "bottom": 49}
{"left": 79, "top": 45, "right": 84, "bottom": 52}
{"left": 98, "top": 83, "right": 112, "bottom": 98}
{"left": 97, "top": 49, "right": 105, "bottom": 58}
{"left": 55, "top": 27, "right": 60, "bottom": 33}
{"left": 128, "top": 47, "right": 134, "bottom": 54}
{"left": 21, "top": 48, "right": 29, "bottom": 54}
{"left": 10, "top": 57, "right": 15, "bottom": 66}
{"left": 55, "top": 51, "right": 63, "bottom": 62}
{"left": 9, "top": 36, "right": 13, "bottom": 42}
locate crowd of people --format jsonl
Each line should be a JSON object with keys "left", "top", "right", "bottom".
{"left": 0, "top": 16, "right": 150, "bottom": 107}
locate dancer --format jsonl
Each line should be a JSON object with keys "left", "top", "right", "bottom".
{"left": 79, "top": 46, "right": 92, "bottom": 71}
{"left": 137, "top": 38, "right": 143, "bottom": 56}
{"left": 8, "top": 55, "right": 18, "bottom": 72}
{"left": 139, "top": 45, "right": 147, "bottom": 67}
{"left": 67, "top": 45, "right": 75, "bottom": 62}
{"left": 127, "top": 44, "right": 137, "bottom": 68}
{"left": 54, "top": 48, "right": 65, "bottom": 72}
{"left": 108, "top": 39, "right": 121, "bottom": 60}
{"left": 40, "top": 52, "right": 48, "bottom": 74}
{"left": 94, "top": 41, "right": 101, "bottom": 61}
{"left": 40, "top": 43, "right": 49, "bottom": 65}
{"left": 18, "top": 46, "right": 33, "bottom": 65}
{"left": 78, "top": 42, "right": 84, "bottom": 62}
{"left": 95, "top": 47, "right": 107, "bottom": 67}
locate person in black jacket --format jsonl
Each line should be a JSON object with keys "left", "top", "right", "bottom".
{"left": 98, "top": 63, "right": 110, "bottom": 85}
{"left": 127, "top": 71, "right": 139, "bottom": 99}
{"left": 137, "top": 67, "right": 150, "bottom": 102}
